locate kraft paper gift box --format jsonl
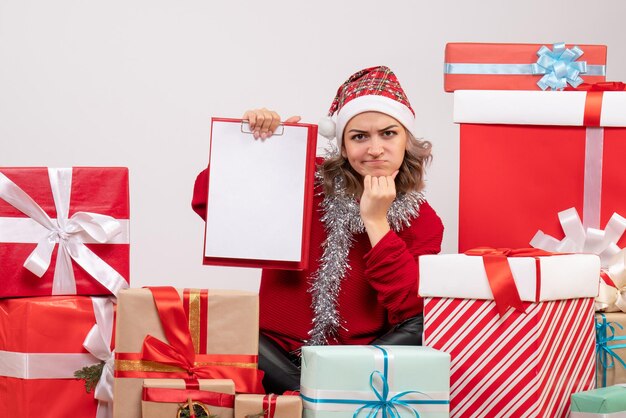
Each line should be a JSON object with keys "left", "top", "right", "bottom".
{"left": 235, "top": 394, "right": 302, "bottom": 418}
{"left": 571, "top": 385, "right": 626, "bottom": 417}
{"left": 0, "top": 296, "right": 115, "bottom": 418}
{"left": 142, "top": 379, "right": 235, "bottom": 418}
{"left": 596, "top": 313, "right": 626, "bottom": 388}
{"left": 419, "top": 252, "right": 600, "bottom": 418}
{"left": 0, "top": 167, "right": 130, "bottom": 297}
{"left": 300, "top": 345, "right": 450, "bottom": 418}
{"left": 453, "top": 88, "right": 626, "bottom": 253}
{"left": 443, "top": 42, "right": 607, "bottom": 92}
{"left": 114, "top": 287, "right": 264, "bottom": 418}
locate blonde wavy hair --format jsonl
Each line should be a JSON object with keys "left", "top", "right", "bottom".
{"left": 320, "top": 131, "right": 433, "bottom": 197}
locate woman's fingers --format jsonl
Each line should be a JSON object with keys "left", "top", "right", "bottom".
{"left": 267, "top": 110, "right": 282, "bottom": 137}
{"left": 363, "top": 174, "right": 372, "bottom": 193}
{"left": 242, "top": 109, "right": 299, "bottom": 140}
{"left": 387, "top": 172, "right": 397, "bottom": 194}
{"left": 258, "top": 109, "right": 274, "bottom": 139}
{"left": 242, "top": 110, "right": 258, "bottom": 135}
{"left": 371, "top": 175, "right": 388, "bottom": 192}
{"left": 364, "top": 174, "right": 397, "bottom": 198}
{"left": 284, "top": 116, "right": 301, "bottom": 123}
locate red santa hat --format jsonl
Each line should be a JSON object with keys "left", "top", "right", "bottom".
{"left": 318, "top": 66, "right": 416, "bottom": 147}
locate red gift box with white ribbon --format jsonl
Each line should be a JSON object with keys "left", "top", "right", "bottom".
{"left": 454, "top": 85, "right": 626, "bottom": 253}
{"left": 0, "top": 296, "right": 116, "bottom": 418}
{"left": 0, "top": 167, "right": 130, "bottom": 297}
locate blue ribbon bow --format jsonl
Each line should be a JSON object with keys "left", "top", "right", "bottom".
{"left": 595, "top": 313, "right": 626, "bottom": 388}
{"left": 532, "top": 42, "right": 587, "bottom": 90}
{"left": 353, "top": 346, "right": 423, "bottom": 418}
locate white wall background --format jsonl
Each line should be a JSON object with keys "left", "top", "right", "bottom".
{"left": 2, "top": 0, "right": 625, "bottom": 292}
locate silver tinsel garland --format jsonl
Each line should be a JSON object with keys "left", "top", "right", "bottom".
{"left": 306, "top": 170, "right": 424, "bottom": 346}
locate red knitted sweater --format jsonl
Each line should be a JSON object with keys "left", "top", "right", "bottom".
{"left": 192, "top": 167, "right": 443, "bottom": 353}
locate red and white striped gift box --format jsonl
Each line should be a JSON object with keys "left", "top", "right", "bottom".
{"left": 419, "top": 253, "right": 600, "bottom": 418}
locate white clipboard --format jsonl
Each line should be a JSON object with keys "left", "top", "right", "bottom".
{"left": 203, "top": 117, "right": 317, "bottom": 270}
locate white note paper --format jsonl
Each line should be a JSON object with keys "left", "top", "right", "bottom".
{"left": 204, "top": 120, "right": 311, "bottom": 263}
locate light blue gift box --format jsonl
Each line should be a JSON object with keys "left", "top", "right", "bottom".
{"left": 570, "top": 384, "right": 626, "bottom": 418}
{"left": 570, "top": 385, "right": 626, "bottom": 418}
{"left": 300, "top": 345, "right": 450, "bottom": 418}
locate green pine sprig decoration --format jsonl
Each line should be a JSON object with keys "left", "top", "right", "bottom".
{"left": 245, "top": 410, "right": 268, "bottom": 418}
{"left": 74, "top": 361, "right": 105, "bottom": 393}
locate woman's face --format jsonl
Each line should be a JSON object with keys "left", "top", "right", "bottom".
{"left": 342, "top": 112, "right": 408, "bottom": 178}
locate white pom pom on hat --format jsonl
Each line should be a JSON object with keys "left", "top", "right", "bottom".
{"left": 318, "top": 116, "right": 337, "bottom": 140}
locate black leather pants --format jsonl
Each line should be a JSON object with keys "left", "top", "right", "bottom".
{"left": 258, "top": 315, "right": 424, "bottom": 394}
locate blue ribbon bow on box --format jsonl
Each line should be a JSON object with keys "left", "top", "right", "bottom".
{"left": 533, "top": 43, "right": 587, "bottom": 90}
{"left": 596, "top": 313, "right": 626, "bottom": 388}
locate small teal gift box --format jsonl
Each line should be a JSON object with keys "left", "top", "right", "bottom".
{"left": 300, "top": 345, "right": 450, "bottom": 418}
{"left": 570, "top": 384, "right": 626, "bottom": 417}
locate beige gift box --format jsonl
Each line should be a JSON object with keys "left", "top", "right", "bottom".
{"left": 235, "top": 394, "right": 302, "bottom": 418}
{"left": 142, "top": 379, "right": 235, "bottom": 418}
{"left": 114, "top": 288, "right": 262, "bottom": 418}
{"left": 596, "top": 312, "right": 626, "bottom": 387}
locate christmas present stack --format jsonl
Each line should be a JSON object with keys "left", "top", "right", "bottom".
{"left": 424, "top": 40, "right": 626, "bottom": 416}
{"left": 0, "top": 167, "right": 130, "bottom": 417}
{"left": 449, "top": 42, "right": 626, "bottom": 392}
{"left": 113, "top": 286, "right": 265, "bottom": 418}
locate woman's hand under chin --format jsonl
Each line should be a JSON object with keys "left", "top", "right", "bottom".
{"left": 360, "top": 170, "right": 399, "bottom": 247}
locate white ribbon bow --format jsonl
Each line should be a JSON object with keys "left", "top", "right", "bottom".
{"left": 596, "top": 249, "right": 626, "bottom": 312}
{"left": 83, "top": 297, "right": 115, "bottom": 418}
{"left": 530, "top": 207, "right": 626, "bottom": 311}
{"left": 0, "top": 168, "right": 129, "bottom": 296}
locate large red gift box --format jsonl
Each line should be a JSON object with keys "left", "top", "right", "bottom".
{"left": 444, "top": 42, "right": 607, "bottom": 92}
{"left": 0, "top": 296, "right": 115, "bottom": 418}
{"left": 419, "top": 252, "right": 600, "bottom": 417}
{"left": 0, "top": 167, "right": 130, "bottom": 297}
{"left": 455, "top": 89, "right": 626, "bottom": 252}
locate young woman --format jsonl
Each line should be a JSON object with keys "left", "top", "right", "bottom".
{"left": 192, "top": 66, "right": 443, "bottom": 393}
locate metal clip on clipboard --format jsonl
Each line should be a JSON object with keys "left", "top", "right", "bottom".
{"left": 240, "top": 121, "right": 285, "bottom": 136}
